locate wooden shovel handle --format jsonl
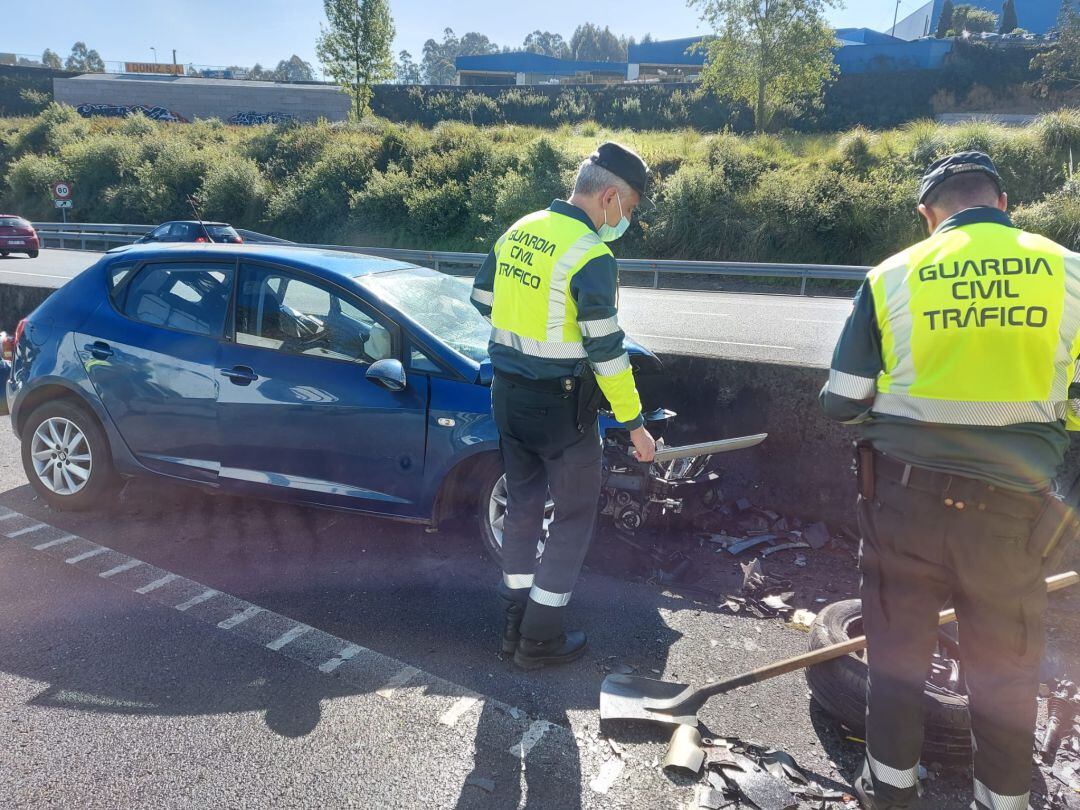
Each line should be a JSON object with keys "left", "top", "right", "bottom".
{"left": 708, "top": 570, "right": 1079, "bottom": 696}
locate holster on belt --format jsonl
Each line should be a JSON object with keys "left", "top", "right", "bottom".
{"left": 854, "top": 440, "right": 875, "bottom": 500}
{"left": 1030, "top": 491, "right": 1080, "bottom": 563}
{"left": 574, "top": 365, "right": 604, "bottom": 433}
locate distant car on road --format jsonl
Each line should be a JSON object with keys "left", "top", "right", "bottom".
{"left": 6, "top": 243, "right": 721, "bottom": 562}
{"left": 137, "top": 221, "right": 244, "bottom": 244}
{"left": 0, "top": 216, "right": 39, "bottom": 259}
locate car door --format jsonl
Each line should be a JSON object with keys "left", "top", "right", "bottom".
{"left": 215, "top": 262, "right": 429, "bottom": 514}
{"left": 76, "top": 259, "right": 234, "bottom": 480}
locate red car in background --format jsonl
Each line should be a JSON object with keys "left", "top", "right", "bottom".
{"left": 0, "top": 216, "right": 39, "bottom": 259}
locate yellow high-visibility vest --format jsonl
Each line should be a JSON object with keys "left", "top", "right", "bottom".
{"left": 868, "top": 220, "right": 1080, "bottom": 430}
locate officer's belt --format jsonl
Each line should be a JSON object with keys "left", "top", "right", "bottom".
{"left": 494, "top": 371, "right": 576, "bottom": 395}
{"left": 874, "top": 452, "right": 1044, "bottom": 518}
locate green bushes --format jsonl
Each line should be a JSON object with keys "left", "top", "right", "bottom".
{"left": 4, "top": 105, "right": 1080, "bottom": 265}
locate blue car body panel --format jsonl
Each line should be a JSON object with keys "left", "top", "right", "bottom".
{"left": 7, "top": 243, "right": 651, "bottom": 524}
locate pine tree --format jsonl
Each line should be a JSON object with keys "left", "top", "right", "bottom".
{"left": 937, "top": 0, "right": 956, "bottom": 37}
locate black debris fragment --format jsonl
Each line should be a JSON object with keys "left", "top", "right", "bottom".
{"left": 464, "top": 774, "right": 496, "bottom": 793}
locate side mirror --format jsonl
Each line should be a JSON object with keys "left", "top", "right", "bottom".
{"left": 138, "top": 234, "right": 154, "bottom": 243}
{"left": 366, "top": 358, "right": 406, "bottom": 392}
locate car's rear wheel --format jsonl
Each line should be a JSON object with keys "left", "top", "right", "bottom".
{"left": 0, "top": 251, "right": 8, "bottom": 257}
{"left": 21, "top": 400, "right": 117, "bottom": 511}
{"left": 27, "top": 249, "right": 38, "bottom": 259}
{"left": 477, "top": 460, "right": 553, "bottom": 566}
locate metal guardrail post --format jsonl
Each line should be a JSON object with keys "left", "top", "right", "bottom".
{"left": 800, "top": 273, "right": 808, "bottom": 296}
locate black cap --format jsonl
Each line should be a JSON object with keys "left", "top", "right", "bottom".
{"left": 918, "top": 151, "right": 1002, "bottom": 205}
{"left": 589, "top": 142, "right": 652, "bottom": 206}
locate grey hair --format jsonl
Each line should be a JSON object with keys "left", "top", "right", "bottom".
{"left": 573, "top": 159, "right": 633, "bottom": 198}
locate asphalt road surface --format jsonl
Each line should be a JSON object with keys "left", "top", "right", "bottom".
{"left": 0, "top": 415, "right": 1009, "bottom": 808}
{"left": 1, "top": 250, "right": 850, "bottom": 368}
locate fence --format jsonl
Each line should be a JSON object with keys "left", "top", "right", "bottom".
{"left": 31, "top": 222, "right": 870, "bottom": 294}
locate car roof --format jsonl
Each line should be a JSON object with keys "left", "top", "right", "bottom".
{"left": 158, "top": 220, "right": 233, "bottom": 227}
{"left": 0, "top": 214, "right": 29, "bottom": 218}
{"left": 105, "top": 242, "right": 416, "bottom": 279}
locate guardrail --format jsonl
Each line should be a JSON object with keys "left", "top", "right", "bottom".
{"left": 32, "top": 222, "right": 869, "bottom": 293}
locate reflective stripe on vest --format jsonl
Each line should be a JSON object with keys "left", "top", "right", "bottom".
{"left": 868, "top": 223, "right": 1080, "bottom": 428}
{"left": 489, "top": 210, "right": 611, "bottom": 359}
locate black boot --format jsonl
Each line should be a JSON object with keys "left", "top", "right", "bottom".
{"left": 501, "top": 602, "right": 524, "bottom": 655}
{"left": 513, "top": 631, "right": 588, "bottom": 670}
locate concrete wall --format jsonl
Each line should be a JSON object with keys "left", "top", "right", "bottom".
{"left": 54, "top": 75, "right": 352, "bottom": 123}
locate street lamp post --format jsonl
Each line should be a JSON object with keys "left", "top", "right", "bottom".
{"left": 151, "top": 47, "right": 158, "bottom": 64}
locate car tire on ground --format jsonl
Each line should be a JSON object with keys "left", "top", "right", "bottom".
{"left": 0, "top": 251, "right": 8, "bottom": 257}
{"left": 806, "top": 599, "right": 972, "bottom": 764}
{"left": 20, "top": 399, "right": 118, "bottom": 511}
{"left": 476, "top": 457, "right": 552, "bottom": 567}
{"left": 27, "top": 250, "right": 38, "bottom": 259}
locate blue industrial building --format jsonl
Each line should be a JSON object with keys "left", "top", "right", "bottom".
{"left": 892, "top": 0, "right": 1065, "bottom": 40}
{"left": 456, "top": 28, "right": 959, "bottom": 86}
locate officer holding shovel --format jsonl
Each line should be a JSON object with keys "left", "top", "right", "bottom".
{"left": 821, "top": 152, "right": 1080, "bottom": 809}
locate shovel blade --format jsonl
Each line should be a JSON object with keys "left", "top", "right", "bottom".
{"left": 599, "top": 674, "right": 698, "bottom": 726}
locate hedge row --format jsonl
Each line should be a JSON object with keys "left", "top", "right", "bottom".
{"left": 3, "top": 104, "right": 1080, "bottom": 265}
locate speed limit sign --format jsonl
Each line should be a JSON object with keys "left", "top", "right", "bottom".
{"left": 51, "top": 181, "right": 73, "bottom": 201}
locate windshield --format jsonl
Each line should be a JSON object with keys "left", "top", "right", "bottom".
{"left": 0, "top": 218, "right": 30, "bottom": 228}
{"left": 206, "top": 225, "right": 239, "bottom": 238}
{"left": 363, "top": 267, "right": 490, "bottom": 363}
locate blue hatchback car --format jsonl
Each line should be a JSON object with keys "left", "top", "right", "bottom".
{"left": 7, "top": 243, "right": 718, "bottom": 561}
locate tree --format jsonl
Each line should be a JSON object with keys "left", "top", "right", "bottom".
{"left": 570, "top": 23, "right": 626, "bottom": 61}
{"left": 395, "top": 50, "right": 422, "bottom": 84}
{"left": 937, "top": 0, "right": 955, "bottom": 37}
{"left": 65, "top": 41, "right": 105, "bottom": 73}
{"left": 950, "top": 4, "right": 999, "bottom": 34}
{"left": 1032, "top": 3, "right": 1080, "bottom": 92}
{"left": 248, "top": 63, "right": 274, "bottom": 80}
{"left": 523, "top": 30, "right": 572, "bottom": 59}
{"left": 693, "top": 0, "right": 839, "bottom": 132}
{"left": 999, "top": 0, "right": 1019, "bottom": 33}
{"left": 41, "top": 49, "right": 62, "bottom": 70}
{"left": 317, "top": 0, "right": 395, "bottom": 120}
{"left": 421, "top": 28, "right": 498, "bottom": 84}
{"left": 273, "top": 55, "right": 316, "bottom": 82}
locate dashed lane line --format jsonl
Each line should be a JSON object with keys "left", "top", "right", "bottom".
{"left": 0, "top": 506, "right": 572, "bottom": 770}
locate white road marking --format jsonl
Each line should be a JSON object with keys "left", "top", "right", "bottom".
{"left": 376, "top": 666, "right": 419, "bottom": 698}
{"left": 266, "top": 623, "right": 312, "bottom": 651}
{"left": 680, "top": 311, "right": 736, "bottom": 318}
{"left": 174, "top": 589, "right": 219, "bottom": 612}
{"left": 65, "top": 547, "right": 107, "bottom": 564}
{"left": 135, "top": 573, "right": 179, "bottom": 594}
{"left": 589, "top": 758, "right": 625, "bottom": 795}
{"left": 439, "top": 695, "right": 481, "bottom": 727}
{"left": 0, "top": 512, "right": 20, "bottom": 521}
{"left": 7, "top": 523, "right": 47, "bottom": 538}
{"left": 33, "top": 534, "right": 77, "bottom": 550}
{"left": 318, "top": 642, "right": 365, "bottom": 673}
{"left": 218, "top": 605, "right": 263, "bottom": 629}
{"left": 510, "top": 720, "right": 554, "bottom": 758}
{"left": 99, "top": 559, "right": 143, "bottom": 578}
{"left": 0, "top": 268, "right": 74, "bottom": 282}
{"left": 790, "top": 318, "right": 844, "bottom": 325}
{"left": 634, "top": 333, "right": 795, "bottom": 351}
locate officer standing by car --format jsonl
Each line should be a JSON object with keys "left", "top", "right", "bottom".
{"left": 820, "top": 151, "right": 1080, "bottom": 810}
{"left": 470, "top": 143, "right": 657, "bottom": 670}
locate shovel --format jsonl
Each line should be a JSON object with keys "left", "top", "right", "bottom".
{"left": 600, "top": 570, "right": 1079, "bottom": 726}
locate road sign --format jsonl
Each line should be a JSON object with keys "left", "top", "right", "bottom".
{"left": 51, "top": 181, "right": 73, "bottom": 201}
{"left": 54, "top": 200, "right": 73, "bottom": 209}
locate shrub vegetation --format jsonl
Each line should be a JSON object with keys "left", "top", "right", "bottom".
{"left": 4, "top": 104, "right": 1080, "bottom": 265}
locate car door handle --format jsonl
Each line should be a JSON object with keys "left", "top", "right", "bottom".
{"left": 219, "top": 366, "right": 259, "bottom": 384}
{"left": 84, "top": 341, "right": 113, "bottom": 360}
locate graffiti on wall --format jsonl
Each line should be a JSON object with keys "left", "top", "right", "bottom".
{"left": 76, "top": 103, "right": 189, "bottom": 123}
{"left": 228, "top": 111, "right": 299, "bottom": 125}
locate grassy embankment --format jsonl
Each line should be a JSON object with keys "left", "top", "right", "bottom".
{"left": 2, "top": 104, "right": 1080, "bottom": 267}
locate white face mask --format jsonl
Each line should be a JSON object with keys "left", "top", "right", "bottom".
{"left": 597, "top": 192, "right": 630, "bottom": 242}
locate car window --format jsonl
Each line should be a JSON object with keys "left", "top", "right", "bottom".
{"left": 107, "top": 263, "right": 137, "bottom": 306}
{"left": 170, "top": 223, "right": 192, "bottom": 239}
{"left": 234, "top": 264, "right": 393, "bottom": 365}
{"left": 149, "top": 224, "right": 171, "bottom": 239}
{"left": 0, "top": 218, "right": 30, "bottom": 228}
{"left": 122, "top": 263, "right": 234, "bottom": 337}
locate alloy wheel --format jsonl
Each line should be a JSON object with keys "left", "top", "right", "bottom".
{"left": 31, "top": 417, "right": 93, "bottom": 496}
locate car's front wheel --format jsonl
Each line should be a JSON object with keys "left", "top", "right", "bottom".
{"left": 27, "top": 250, "right": 38, "bottom": 259}
{"left": 21, "top": 400, "right": 117, "bottom": 511}
{"left": 477, "top": 461, "right": 553, "bottom": 566}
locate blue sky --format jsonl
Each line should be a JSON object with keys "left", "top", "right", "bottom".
{"left": 6, "top": 0, "right": 914, "bottom": 76}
